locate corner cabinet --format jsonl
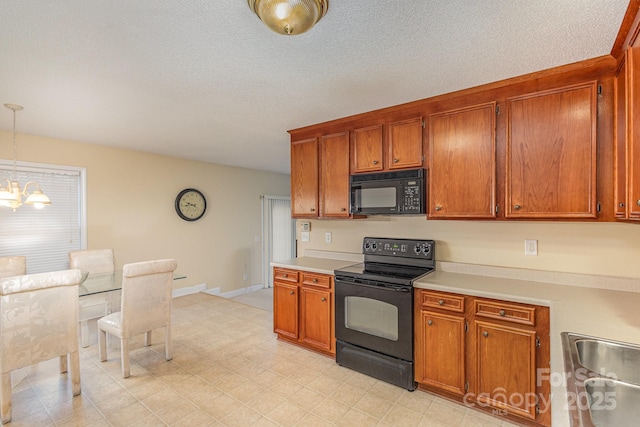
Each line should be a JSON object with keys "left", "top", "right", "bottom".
{"left": 273, "top": 267, "right": 335, "bottom": 356}
{"left": 506, "top": 82, "right": 598, "bottom": 219}
{"left": 428, "top": 103, "right": 497, "bottom": 218}
{"left": 290, "top": 138, "right": 319, "bottom": 218}
{"left": 616, "top": 42, "right": 640, "bottom": 221}
{"left": 415, "top": 289, "right": 551, "bottom": 427}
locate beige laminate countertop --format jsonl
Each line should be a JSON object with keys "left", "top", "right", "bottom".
{"left": 271, "top": 256, "right": 360, "bottom": 275}
{"left": 415, "top": 270, "right": 640, "bottom": 427}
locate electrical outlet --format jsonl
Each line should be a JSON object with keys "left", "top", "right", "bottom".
{"left": 525, "top": 239, "right": 538, "bottom": 256}
{"left": 301, "top": 231, "right": 310, "bottom": 242}
{"left": 243, "top": 273, "right": 248, "bottom": 281}
{"left": 325, "top": 232, "right": 332, "bottom": 243}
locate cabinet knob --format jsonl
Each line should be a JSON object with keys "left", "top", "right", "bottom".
{"left": 435, "top": 206, "right": 442, "bottom": 211}
{"left": 427, "top": 320, "right": 433, "bottom": 326}
{"left": 393, "top": 158, "right": 399, "bottom": 163}
{"left": 619, "top": 202, "right": 625, "bottom": 208}
{"left": 499, "top": 309, "right": 506, "bottom": 317}
{"left": 372, "top": 160, "right": 379, "bottom": 165}
{"left": 289, "top": 290, "right": 295, "bottom": 295}
{"left": 341, "top": 207, "right": 346, "bottom": 212}
{"left": 514, "top": 204, "right": 521, "bottom": 210}
{"left": 283, "top": 273, "right": 288, "bottom": 278}
{"left": 312, "top": 278, "right": 318, "bottom": 283}
{"left": 310, "top": 208, "right": 315, "bottom": 212}
{"left": 438, "top": 299, "right": 444, "bottom": 306}
{"left": 637, "top": 199, "right": 640, "bottom": 207}
{"left": 483, "top": 331, "right": 489, "bottom": 338}
{"left": 321, "top": 297, "right": 327, "bottom": 302}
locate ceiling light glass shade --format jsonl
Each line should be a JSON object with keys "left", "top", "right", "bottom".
{"left": 248, "top": 0, "right": 328, "bottom": 35}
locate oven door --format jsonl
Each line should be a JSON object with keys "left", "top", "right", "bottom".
{"left": 335, "top": 277, "right": 413, "bottom": 361}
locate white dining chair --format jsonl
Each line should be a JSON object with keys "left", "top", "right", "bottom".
{"left": 0, "top": 269, "right": 82, "bottom": 424}
{"left": 97, "top": 259, "right": 177, "bottom": 378}
{"left": 0, "top": 256, "right": 26, "bottom": 279}
{"left": 69, "top": 249, "right": 115, "bottom": 347}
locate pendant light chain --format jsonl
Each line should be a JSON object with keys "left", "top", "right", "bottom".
{"left": 11, "top": 107, "right": 17, "bottom": 181}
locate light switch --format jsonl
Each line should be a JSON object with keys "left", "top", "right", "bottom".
{"left": 301, "top": 232, "right": 310, "bottom": 242}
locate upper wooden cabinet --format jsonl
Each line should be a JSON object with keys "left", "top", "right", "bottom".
{"left": 387, "top": 117, "right": 424, "bottom": 170}
{"left": 320, "top": 132, "right": 350, "bottom": 217}
{"left": 428, "top": 103, "right": 497, "bottom": 218}
{"left": 351, "top": 125, "right": 384, "bottom": 173}
{"left": 614, "top": 52, "right": 628, "bottom": 219}
{"left": 505, "top": 82, "right": 598, "bottom": 219}
{"left": 626, "top": 43, "right": 640, "bottom": 220}
{"left": 291, "top": 138, "right": 319, "bottom": 218}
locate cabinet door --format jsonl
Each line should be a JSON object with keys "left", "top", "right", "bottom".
{"left": 387, "top": 117, "right": 424, "bottom": 170}
{"left": 320, "top": 132, "right": 350, "bottom": 217}
{"left": 474, "top": 320, "right": 537, "bottom": 420}
{"left": 614, "top": 53, "right": 628, "bottom": 219}
{"left": 628, "top": 45, "right": 640, "bottom": 219}
{"left": 300, "top": 286, "right": 333, "bottom": 353}
{"left": 415, "top": 310, "right": 466, "bottom": 395}
{"left": 352, "top": 125, "right": 384, "bottom": 173}
{"left": 506, "top": 82, "right": 597, "bottom": 218}
{"left": 273, "top": 282, "right": 298, "bottom": 340}
{"left": 291, "top": 138, "right": 319, "bottom": 218}
{"left": 429, "top": 103, "right": 496, "bottom": 218}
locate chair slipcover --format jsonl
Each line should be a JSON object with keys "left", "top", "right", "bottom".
{"left": 98, "top": 259, "right": 177, "bottom": 378}
{"left": 0, "top": 257, "right": 26, "bottom": 279}
{"left": 0, "top": 269, "right": 82, "bottom": 423}
{"left": 69, "top": 249, "right": 115, "bottom": 347}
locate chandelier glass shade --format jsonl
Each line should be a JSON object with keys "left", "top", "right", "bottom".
{"left": 248, "top": 0, "right": 328, "bottom": 35}
{"left": 0, "top": 104, "right": 51, "bottom": 211}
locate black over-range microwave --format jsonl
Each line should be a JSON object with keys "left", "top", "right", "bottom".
{"left": 350, "top": 168, "right": 426, "bottom": 215}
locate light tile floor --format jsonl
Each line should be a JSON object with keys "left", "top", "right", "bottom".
{"left": 9, "top": 293, "right": 524, "bottom": 426}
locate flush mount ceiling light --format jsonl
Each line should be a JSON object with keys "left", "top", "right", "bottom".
{"left": 248, "top": 0, "right": 328, "bottom": 35}
{"left": 0, "top": 104, "right": 51, "bottom": 211}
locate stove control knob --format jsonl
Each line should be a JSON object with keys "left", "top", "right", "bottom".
{"left": 364, "top": 242, "right": 370, "bottom": 251}
{"left": 413, "top": 245, "right": 421, "bottom": 255}
{"left": 371, "top": 242, "right": 378, "bottom": 251}
{"left": 421, "top": 244, "right": 431, "bottom": 256}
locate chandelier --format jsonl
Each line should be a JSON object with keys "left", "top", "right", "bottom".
{"left": 248, "top": 0, "right": 328, "bottom": 35}
{"left": 0, "top": 104, "right": 51, "bottom": 211}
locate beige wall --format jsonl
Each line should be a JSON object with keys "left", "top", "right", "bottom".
{"left": 0, "top": 130, "right": 290, "bottom": 293}
{"left": 297, "top": 217, "right": 640, "bottom": 281}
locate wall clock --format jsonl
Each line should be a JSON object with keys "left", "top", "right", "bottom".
{"left": 175, "top": 188, "right": 207, "bottom": 221}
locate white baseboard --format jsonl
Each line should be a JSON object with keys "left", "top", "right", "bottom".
{"left": 172, "top": 283, "right": 207, "bottom": 298}
{"left": 223, "top": 284, "right": 264, "bottom": 298}
{"left": 203, "top": 287, "right": 221, "bottom": 296}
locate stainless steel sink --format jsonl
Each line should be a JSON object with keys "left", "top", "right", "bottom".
{"left": 575, "top": 338, "right": 640, "bottom": 385}
{"left": 562, "top": 333, "right": 640, "bottom": 427}
{"left": 583, "top": 378, "right": 640, "bottom": 427}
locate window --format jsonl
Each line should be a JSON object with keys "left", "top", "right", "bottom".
{"left": 0, "top": 161, "right": 86, "bottom": 273}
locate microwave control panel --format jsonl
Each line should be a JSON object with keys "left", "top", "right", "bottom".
{"left": 402, "top": 181, "right": 422, "bottom": 213}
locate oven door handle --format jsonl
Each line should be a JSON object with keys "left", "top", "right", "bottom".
{"left": 336, "top": 278, "right": 412, "bottom": 292}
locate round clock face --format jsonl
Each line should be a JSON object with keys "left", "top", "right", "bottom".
{"left": 175, "top": 188, "right": 207, "bottom": 221}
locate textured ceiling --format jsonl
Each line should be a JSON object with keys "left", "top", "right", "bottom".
{"left": 0, "top": 0, "right": 629, "bottom": 174}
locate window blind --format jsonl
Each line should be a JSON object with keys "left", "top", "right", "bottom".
{"left": 0, "top": 162, "right": 84, "bottom": 273}
{"left": 261, "top": 195, "right": 295, "bottom": 288}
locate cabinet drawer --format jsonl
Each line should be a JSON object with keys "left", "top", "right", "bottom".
{"left": 301, "top": 272, "right": 332, "bottom": 289}
{"left": 420, "top": 291, "right": 465, "bottom": 313}
{"left": 474, "top": 300, "right": 536, "bottom": 326}
{"left": 274, "top": 268, "right": 299, "bottom": 283}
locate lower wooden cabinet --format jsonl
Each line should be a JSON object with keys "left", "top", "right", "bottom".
{"left": 273, "top": 267, "right": 335, "bottom": 356}
{"left": 415, "top": 289, "right": 551, "bottom": 427}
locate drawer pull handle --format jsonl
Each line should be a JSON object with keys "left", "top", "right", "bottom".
{"left": 427, "top": 320, "right": 433, "bottom": 326}
{"left": 438, "top": 299, "right": 444, "bottom": 306}
{"left": 435, "top": 206, "right": 442, "bottom": 211}
{"left": 310, "top": 208, "right": 315, "bottom": 212}
{"left": 393, "top": 158, "right": 399, "bottom": 163}
{"left": 514, "top": 204, "right": 521, "bottom": 210}
{"left": 283, "top": 273, "right": 288, "bottom": 278}
{"left": 637, "top": 199, "right": 640, "bottom": 207}
{"left": 619, "top": 202, "right": 625, "bottom": 207}
{"left": 499, "top": 309, "right": 506, "bottom": 317}
{"left": 312, "top": 278, "right": 318, "bottom": 283}
{"left": 483, "top": 331, "right": 489, "bottom": 338}
{"left": 289, "top": 291, "right": 295, "bottom": 295}
{"left": 372, "top": 160, "right": 379, "bottom": 165}
{"left": 341, "top": 207, "right": 346, "bottom": 212}
{"left": 321, "top": 297, "right": 326, "bottom": 302}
